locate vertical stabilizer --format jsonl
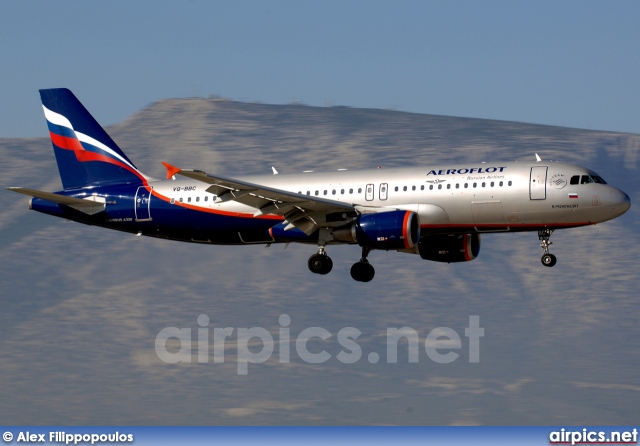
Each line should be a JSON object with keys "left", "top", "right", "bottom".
{"left": 40, "top": 88, "right": 146, "bottom": 190}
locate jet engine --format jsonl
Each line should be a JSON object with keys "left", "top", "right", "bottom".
{"left": 418, "top": 233, "right": 480, "bottom": 262}
{"left": 332, "top": 210, "right": 420, "bottom": 250}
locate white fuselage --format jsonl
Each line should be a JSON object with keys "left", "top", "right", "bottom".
{"left": 151, "top": 161, "right": 630, "bottom": 232}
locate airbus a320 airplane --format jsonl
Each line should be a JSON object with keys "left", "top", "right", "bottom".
{"left": 8, "top": 89, "right": 631, "bottom": 282}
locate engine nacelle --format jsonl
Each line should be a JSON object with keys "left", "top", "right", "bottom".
{"left": 418, "top": 233, "right": 480, "bottom": 262}
{"left": 332, "top": 210, "right": 420, "bottom": 250}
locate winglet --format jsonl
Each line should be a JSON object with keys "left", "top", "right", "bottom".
{"left": 162, "top": 162, "right": 182, "bottom": 179}
{"left": 535, "top": 153, "right": 542, "bottom": 162}
{"left": 272, "top": 166, "right": 279, "bottom": 175}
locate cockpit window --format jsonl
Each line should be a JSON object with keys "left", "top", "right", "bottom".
{"left": 581, "top": 175, "right": 594, "bottom": 184}
{"left": 580, "top": 175, "right": 607, "bottom": 185}
{"left": 570, "top": 174, "right": 607, "bottom": 185}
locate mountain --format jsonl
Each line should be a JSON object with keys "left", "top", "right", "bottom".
{"left": 0, "top": 98, "right": 638, "bottom": 425}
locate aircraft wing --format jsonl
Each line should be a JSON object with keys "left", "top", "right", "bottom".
{"left": 166, "top": 163, "right": 357, "bottom": 234}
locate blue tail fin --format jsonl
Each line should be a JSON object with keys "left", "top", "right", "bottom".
{"left": 40, "top": 88, "right": 146, "bottom": 190}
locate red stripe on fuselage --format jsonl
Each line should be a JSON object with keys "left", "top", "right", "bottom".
{"left": 421, "top": 222, "right": 592, "bottom": 229}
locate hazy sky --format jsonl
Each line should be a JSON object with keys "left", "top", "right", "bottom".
{"left": 2, "top": 1, "right": 639, "bottom": 137}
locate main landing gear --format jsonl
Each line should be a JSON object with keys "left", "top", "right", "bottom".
{"left": 307, "top": 245, "right": 376, "bottom": 282}
{"left": 538, "top": 229, "right": 557, "bottom": 267}
{"left": 350, "top": 247, "right": 375, "bottom": 282}
{"left": 307, "top": 246, "right": 333, "bottom": 275}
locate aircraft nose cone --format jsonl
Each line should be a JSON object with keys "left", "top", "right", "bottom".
{"left": 609, "top": 188, "right": 631, "bottom": 215}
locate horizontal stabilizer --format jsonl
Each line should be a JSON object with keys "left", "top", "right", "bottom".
{"left": 6, "top": 187, "right": 106, "bottom": 214}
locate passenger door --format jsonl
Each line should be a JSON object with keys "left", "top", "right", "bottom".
{"left": 135, "top": 186, "right": 152, "bottom": 221}
{"left": 530, "top": 166, "right": 548, "bottom": 200}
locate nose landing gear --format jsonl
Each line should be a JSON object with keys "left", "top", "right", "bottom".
{"left": 538, "top": 229, "right": 557, "bottom": 267}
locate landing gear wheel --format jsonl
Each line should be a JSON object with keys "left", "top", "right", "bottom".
{"left": 538, "top": 229, "right": 557, "bottom": 268}
{"left": 308, "top": 254, "right": 333, "bottom": 275}
{"left": 541, "top": 253, "right": 557, "bottom": 267}
{"left": 350, "top": 247, "right": 375, "bottom": 282}
{"left": 350, "top": 262, "right": 375, "bottom": 282}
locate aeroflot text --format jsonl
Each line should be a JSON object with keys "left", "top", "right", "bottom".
{"left": 155, "top": 315, "right": 484, "bottom": 375}
{"left": 427, "top": 166, "right": 507, "bottom": 176}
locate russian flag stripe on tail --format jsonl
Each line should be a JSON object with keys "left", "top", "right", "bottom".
{"left": 39, "top": 88, "right": 146, "bottom": 190}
